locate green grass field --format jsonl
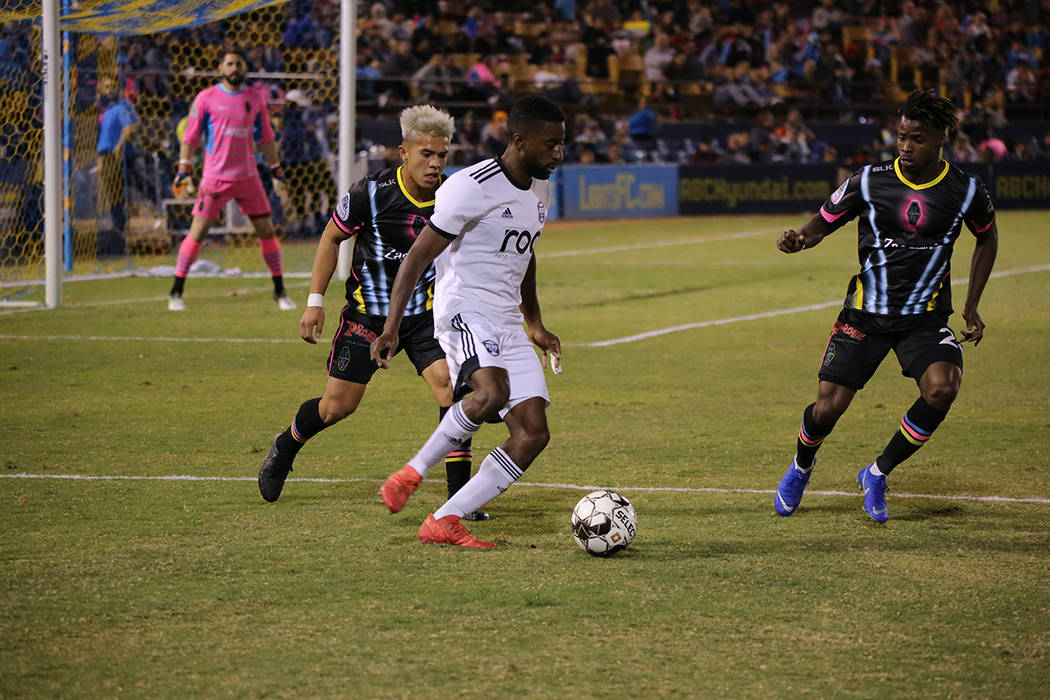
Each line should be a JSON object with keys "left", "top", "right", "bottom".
{"left": 2, "top": 212, "right": 1048, "bottom": 697}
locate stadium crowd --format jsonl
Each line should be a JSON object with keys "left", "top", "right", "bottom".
{"left": 131, "top": 0, "right": 1047, "bottom": 166}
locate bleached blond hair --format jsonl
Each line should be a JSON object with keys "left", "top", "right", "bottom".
{"left": 399, "top": 105, "right": 455, "bottom": 142}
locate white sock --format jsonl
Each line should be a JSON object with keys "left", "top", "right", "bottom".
{"left": 793, "top": 455, "right": 813, "bottom": 474}
{"left": 407, "top": 402, "right": 480, "bottom": 477}
{"left": 869, "top": 463, "right": 886, "bottom": 477}
{"left": 434, "top": 447, "right": 522, "bottom": 519}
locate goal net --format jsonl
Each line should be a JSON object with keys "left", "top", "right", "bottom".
{"left": 0, "top": 0, "right": 345, "bottom": 304}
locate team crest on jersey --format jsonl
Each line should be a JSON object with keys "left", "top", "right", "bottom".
{"left": 537, "top": 201, "right": 546, "bottom": 224}
{"left": 410, "top": 214, "right": 426, "bottom": 238}
{"left": 244, "top": 101, "right": 251, "bottom": 114}
{"left": 903, "top": 197, "right": 924, "bottom": 229}
{"left": 482, "top": 340, "right": 500, "bottom": 356}
{"left": 830, "top": 179, "right": 848, "bottom": 205}
{"left": 336, "top": 193, "right": 350, "bottom": 220}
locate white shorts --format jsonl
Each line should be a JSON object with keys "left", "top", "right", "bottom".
{"left": 436, "top": 311, "right": 550, "bottom": 418}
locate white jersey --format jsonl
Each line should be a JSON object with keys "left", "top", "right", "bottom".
{"left": 428, "top": 157, "right": 552, "bottom": 328}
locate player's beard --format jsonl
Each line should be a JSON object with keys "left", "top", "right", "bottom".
{"left": 224, "top": 72, "right": 246, "bottom": 87}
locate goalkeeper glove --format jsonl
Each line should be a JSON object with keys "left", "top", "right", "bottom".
{"left": 172, "top": 159, "right": 196, "bottom": 198}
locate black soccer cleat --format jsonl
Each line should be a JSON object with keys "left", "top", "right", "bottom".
{"left": 258, "top": 433, "right": 294, "bottom": 502}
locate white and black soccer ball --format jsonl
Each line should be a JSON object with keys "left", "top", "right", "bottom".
{"left": 571, "top": 490, "right": 637, "bottom": 557}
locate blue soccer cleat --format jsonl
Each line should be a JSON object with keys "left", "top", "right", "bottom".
{"left": 858, "top": 464, "right": 889, "bottom": 522}
{"left": 774, "top": 457, "right": 812, "bottom": 516}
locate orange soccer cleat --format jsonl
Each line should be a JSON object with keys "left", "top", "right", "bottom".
{"left": 418, "top": 514, "right": 496, "bottom": 549}
{"left": 380, "top": 464, "right": 422, "bottom": 513}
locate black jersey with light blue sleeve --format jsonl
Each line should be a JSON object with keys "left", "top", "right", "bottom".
{"left": 331, "top": 165, "right": 441, "bottom": 317}
{"left": 818, "top": 158, "right": 995, "bottom": 318}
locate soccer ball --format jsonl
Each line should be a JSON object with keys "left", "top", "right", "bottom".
{"left": 571, "top": 490, "right": 637, "bottom": 557}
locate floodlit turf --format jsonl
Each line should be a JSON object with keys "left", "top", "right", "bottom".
{"left": 2, "top": 212, "right": 1048, "bottom": 696}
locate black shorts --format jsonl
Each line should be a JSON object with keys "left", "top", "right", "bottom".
{"left": 817, "top": 308, "right": 963, "bottom": 391}
{"left": 326, "top": 307, "right": 445, "bottom": 384}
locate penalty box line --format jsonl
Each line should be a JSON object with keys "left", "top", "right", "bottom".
{"left": 2, "top": 473, "right": 1048, "bottom": 506}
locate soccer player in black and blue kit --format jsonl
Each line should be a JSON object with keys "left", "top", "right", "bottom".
{"left": 257, "top": 106, "right": 478, "bottom": 515}
{"left": 772, "top": 89, "right": 998, "bottom": 522}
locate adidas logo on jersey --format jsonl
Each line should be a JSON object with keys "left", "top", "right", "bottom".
{"left": 500, "top": 207, "right": 514, "bottom": 219}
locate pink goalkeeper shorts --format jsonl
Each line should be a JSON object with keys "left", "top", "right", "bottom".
{"left": 193, "top": 176, "right": 271, "bottom": 220}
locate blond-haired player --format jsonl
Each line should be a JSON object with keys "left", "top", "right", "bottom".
{"left": 258, "top": 105, "right": 479, "bottom": 511}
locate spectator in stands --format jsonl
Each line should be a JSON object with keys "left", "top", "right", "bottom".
{"left": 480, "top": 109, "right": 509, "bottom": 156}
{"left": 724, "top": 131, "right": 751, "bottom": 163}
{"left": 412, "top": 53, "right": 460, "bottom": 103}
{"left": 627, "top": 97, "right": 656, "bottom": 147}
{"left": 357, "top": 55, "right": 385, "bottom": 102}
{"left": 580, "top": 16, "right": 614, "bottom": 79}
{"left": 644, "top": 31, "right": 676, "bottom": 82}
{"left": 467, "top": 55, "right": 502, "bottom": 102}
{"left": 280, "top": 90, "right": 335, "bottom": 238}
{"left": 749, "top": 109, "right": 777, "bottom": 163}
{"left": 978, "top": 131, "right": 1009, "bottom": 162}
{"left": 948, "top": 132, "right": 979, "bottom": 162}
{"left": 95, "top": 77, "right": 138, "bottom": 256}
{"left": 384, "top": 39, "right": 418, "bottom": 100}
{"left": 1006, "top": 62, "right": 1038, "bottom": 105}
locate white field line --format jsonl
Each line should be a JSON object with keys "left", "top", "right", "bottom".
{"left": 0, "top": 334, "right": 300, "bottom": 344}
{"left": 2, "top": 265, "right": 1047, "bottom": 349}
{"left": 583, "top": 263, "right": 1050, "bottom": 347}
{"left": 1, "top": 472, "right": 1047, "bottom": 505}
{"left": 0, "top": 232, "right": 772, "bottom": 315}
{"left": 0, "top": 280, "right": 310, "bottom": 316}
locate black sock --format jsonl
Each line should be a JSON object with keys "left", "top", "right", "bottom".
{"left": 796, "top": 403, "right": 835, "bottom": 469}
{"left": 440, "top": 405, "right": 473, "bottom": 497}
{"left": 170, "top": 276, "right": 186, "bottom": 296}
{"left": 276, "top": 398, "right": 329, "bottom": 455}
{"left": 876, "top": 397, "right": 949, "bottom": 474}
{"left": 272, "top": 275, "right": 286, "bottom": 297}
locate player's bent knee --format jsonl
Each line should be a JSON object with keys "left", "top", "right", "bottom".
{"left": 922, "top": 382, "right": 959, "bottom": 409}
{"left": 319, "top": 400, "right": 357, "bottom": 423}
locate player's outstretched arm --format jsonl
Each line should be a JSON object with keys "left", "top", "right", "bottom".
{"left": 776, "top": 214, "right": 833, "bottom": 253}
{"left": 960, "top": 222, "right": 998, "bottom": 346}
{"left": 520, "top": 253, "right": 560, "bottom": 369}
{"left": 300, "top": 219, "right": 351, "bottom": 344}
{"left": 370, "top": 225, "right": 452, "bottom": 368}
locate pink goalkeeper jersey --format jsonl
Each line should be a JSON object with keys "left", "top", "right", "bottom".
{"left": 182, "top": 84, "right": 275, "bottom": 181}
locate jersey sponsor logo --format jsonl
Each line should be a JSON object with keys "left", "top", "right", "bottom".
{"left": 499, "top": 229, "right": 540, "bottom": 254}
{"left": 537, "top": 201, "right": 545, "bottom": 223}
{"left": 500, "top": 207, "right": 514, "bottom": 219}
{"left": 830, "top": 179, "right": 848, "bottom": 204}
{"left": 343, "top": 321, "right": 378, "bottom": 344}
{"left": 833, "top": 320, "right": 866, "bottom": 340}
{"left": 376, "top": 178, "right": 395, "bottom": 188}
{"left": 383, "top": 247, "right": 407, "bottom": 261}
{"left": 482, "top": 339, "right": 500, "bottom": 356}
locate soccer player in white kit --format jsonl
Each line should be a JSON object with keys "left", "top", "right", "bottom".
{"left": 370, "top": 95, "right": 566, "bottom": 549}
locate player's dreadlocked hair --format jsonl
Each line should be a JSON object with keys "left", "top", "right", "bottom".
{"left": 507, "top": 95, "right": 566, "bottom": 138}
{"left": 898, "top": 88, "right": 958, "bottom": 139}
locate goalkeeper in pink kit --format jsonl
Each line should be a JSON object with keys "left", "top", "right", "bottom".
{"left": 168, "top": 48, "right": 295, "bottom": 311}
